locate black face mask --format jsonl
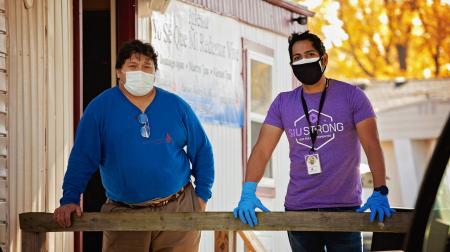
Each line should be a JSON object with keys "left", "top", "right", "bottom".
{"left": 291, "top": 57, "right": 326, "bottom": 85}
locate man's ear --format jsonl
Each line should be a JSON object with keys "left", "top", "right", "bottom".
{"left": 322, "top": 53, "right": 328, "bottom": 67}
{"left": 116, "top": 69, "right": 125, "bottom": 85}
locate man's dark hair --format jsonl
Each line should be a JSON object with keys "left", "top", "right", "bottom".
{"left": 288, "top": 31, "right": 326, "bottom": 63}
{"left": 115, "top": 40, "right": 158, "bottom": 70}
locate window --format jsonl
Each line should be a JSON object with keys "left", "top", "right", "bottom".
{"left": 246, "top": 50, "right": 275, "bottom": 189}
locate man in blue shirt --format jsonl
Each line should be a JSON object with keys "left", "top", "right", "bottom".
{"left": 53, "top": 40, "right": 214, "bottom": 252}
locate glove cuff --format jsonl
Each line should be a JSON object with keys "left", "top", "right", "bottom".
{"left": 242, "top": 182, "right": 257, "bottom": 193}
{"left": 372, "top": 191, "right": 385, "bottom": 198}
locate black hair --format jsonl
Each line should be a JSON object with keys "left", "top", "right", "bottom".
{"left": 288, "top": 31, "right": 326, "bottom": 63}
{"left": 115, "top": 40, "right": 158, "bottom": 70}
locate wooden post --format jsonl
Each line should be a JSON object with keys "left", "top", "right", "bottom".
{"left": 237, "top": 231, "right": 267, "bottom": 252}
{"left": 21, "top": 231, "right": 46, "bottom": 252}
{"left": 214, "top": 231, "right": 236, "bottom": 252}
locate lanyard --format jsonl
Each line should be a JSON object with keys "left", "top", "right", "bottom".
{"left": 300, "top": 78, "right": 329, "bottom": 152}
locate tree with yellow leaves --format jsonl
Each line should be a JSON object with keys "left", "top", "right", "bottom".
{"left": 297, "top": 0, "right": 450, "bottom": 80}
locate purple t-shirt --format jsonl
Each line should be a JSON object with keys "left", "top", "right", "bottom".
{"left": 264, "top": 80, "right": 375, "bottom": 210}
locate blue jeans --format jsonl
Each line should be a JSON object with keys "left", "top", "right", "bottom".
{"left": 286, "top": 206, "right": 362, "bottom": 252}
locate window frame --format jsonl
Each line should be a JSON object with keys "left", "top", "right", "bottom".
{"left": 242, "top": 38, "right": 276, "bottom": 198}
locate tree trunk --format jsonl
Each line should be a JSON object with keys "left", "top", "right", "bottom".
{"left": 396, "top": 44, "right": 407, "bottom": 71}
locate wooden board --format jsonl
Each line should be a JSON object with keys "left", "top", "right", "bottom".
{"left": 0, "top": 180, "right": 6, "bottom": 200}
{"left": 237, "top": 230, "right": 267, "bottom": 252}
{"left": 0, "top": 223, "right": 6, "bottom": 243}
{"left": 0, "top": 54, "right": 5, "bottom": 69}
{"left": 0, "top": 72, "right": 5, "bottom": 92}
{"left": 0, "top": 159, "right": 6, "bottom": 178}
{"left": 22, "top": 231, "right": 46, "bottom": 252}
{"left": 0, "top": 13, "right": 5, "bottom": 32}
{"left": 0, "top": 34, "right": 5, "bottom": 54}
{"left": 20, "top": 211, "right": 413, "bottom": 233}
{"left": 214, "top": 231, "right": 235, "bottom": 252}
{"left": 0, "top": 201, "right": 6, "bottom": 221}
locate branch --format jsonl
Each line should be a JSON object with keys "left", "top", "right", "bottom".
{"left": 338, "top": 4, "right": 375, "bottom": 77}
{"left": 417, "top": 3, "right": 442, "bottom": 76}
{"left": 340, "top": 47, "right": 375, "bottom": 78}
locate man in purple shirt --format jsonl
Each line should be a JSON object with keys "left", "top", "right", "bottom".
{"left": 233, "top": 31, "right": 395, "bottom": 251}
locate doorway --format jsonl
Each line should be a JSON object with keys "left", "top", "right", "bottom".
{"left": 82, "top": 0, "right": 111, "bottom": 251}
{"left": 73, "top": 0, "right": 136, "bottom": 251}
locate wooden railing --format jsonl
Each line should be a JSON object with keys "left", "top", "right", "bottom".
{"left": 19, "top": 211, "right": 413, "bottom": 252}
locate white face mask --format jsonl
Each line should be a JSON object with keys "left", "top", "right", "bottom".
{"left": 124, "top": 71, "right": 155, "bottom": 96}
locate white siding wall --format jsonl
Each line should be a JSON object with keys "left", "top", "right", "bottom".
{"left": 393, "top": 139, "right": 421, "bottom": 207}
{"left": 7, "top": 0, "right": 74, "bottom": 251}
{"left": 240, "top": 24, "right": 303, "bottom": 252}
{"left": 199, "top": 125, "right": 243, "bottom": 251}
{"left": 199, "top": 20, "right": 305, "bottom": 252}
{"left": 380, "top": 141, "right": 404, "bottom": 207}
{"left": 411, "top": 139, "right": 436, "bottom": 186}
{"left": 380, "top": 138, "right": 438, "bottom": 208}
{"left": 0, "top": 0, "right": 8, "bottom": 250}
{"left": 374, "top": 101, "right": 449, "bottom": 208}
{"left": 377, "top": 101, "right": 450, "bottom": 141}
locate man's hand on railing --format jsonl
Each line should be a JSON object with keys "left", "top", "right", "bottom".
{"left": 53, "top": 203, "right": 82, "bottom": 228}
{"left": 356, "top": 191, "right": 395, "bottom": 222}
{"left": 233, "top": 182, "right": 270, "bottom": 227}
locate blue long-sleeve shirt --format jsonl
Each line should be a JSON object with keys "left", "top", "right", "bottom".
{"left": 60, "top": 86, "right": 214, "bottom": 205}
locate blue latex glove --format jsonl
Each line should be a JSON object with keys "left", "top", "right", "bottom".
{"left": 233, "top": 182, "right": 270, "bottom": 227}
{"left": 357, "top": 191, "right": 396, "bottom": 222}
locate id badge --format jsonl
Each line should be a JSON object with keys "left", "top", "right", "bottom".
{"left": 305, "top": 153, "right": 322, "bottom": 175}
